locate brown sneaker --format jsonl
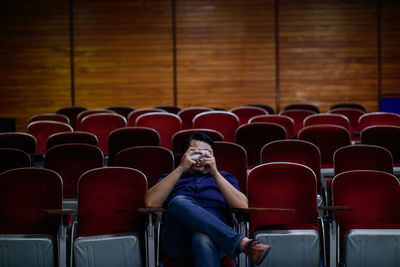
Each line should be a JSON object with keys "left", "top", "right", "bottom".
{"left": 242, "top": 239, "right": 271, "bottom": 265}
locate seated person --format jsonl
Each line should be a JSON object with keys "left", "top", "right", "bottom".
{"left": 144, "top": 133, "right": 271, "bottom": 266}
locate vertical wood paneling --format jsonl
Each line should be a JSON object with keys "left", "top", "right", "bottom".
{"left": 279, "top": 0, "right": 379, "bottom": 112}
{"left": 176, "top": 0, "right": 276, "bottom": 110}
{"left": 73, "top": 0, "right": 173, "bottom": 109}
{"left": 381, "top": 0, "right": 400, "bottom": 95}
{"left": 0, "top": 1, "right": 71, "bottom": 131}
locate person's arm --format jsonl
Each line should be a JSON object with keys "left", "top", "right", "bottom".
{"left": 202, "top": 154, "right": 249, "bottom": 209}
{"left": 144, "top": 150, "right": 196, "bottom": 208}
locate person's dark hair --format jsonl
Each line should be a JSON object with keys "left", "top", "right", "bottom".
{"left": 182, "top": 132, "right": 216, "bottom": 154}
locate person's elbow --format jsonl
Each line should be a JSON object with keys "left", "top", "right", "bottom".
{"left": 144, "top": 194, "right": 162, "bottom": 208}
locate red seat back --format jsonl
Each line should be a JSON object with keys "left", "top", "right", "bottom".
{"left": 0, "top": 132, "right": 37, "bottom": 153}
{"left": 229, "top": 106, "right": 268, "bottom": 125}
{"left": 358, "top": 112, "right": 400, "bottom": 132}
{"left": 193, "top": 111, "right": 240, "bottom": 143}
{"left": 329, "top": 108, "right": 365, "bottom": 140}
{"left": 177, "top": 107, "right": 213, "bottom": 129}
{"left": 249, "top": 114, "right": 295, "bottom": 138}
{"left": 0, "top": 148, "right": 31, "bottom": 174}
{"left": 247, "top": 162, "right": 318, "bottom": 235}
{"left": 57, "top": 106, "right": 87, "bottom": 130}
{"left": 46, "top": 131, "right": 98, "bottom": 150}
{"left": 280, "top": 109, "right": 316, "bottom": 135}
{"left": 77, "top": 167, "right": 147, "bottom": 237}
{"left": 127, "top": 108, "right": 166, "bottom": 126}
{"left": 304, "top": 113, "right": 350, "bottom": 131}
{"left": 0, "top": 168, "right": 62, "bottom": 235}
{"left": 28, "top": 113, "right": 70, "bottom": 125}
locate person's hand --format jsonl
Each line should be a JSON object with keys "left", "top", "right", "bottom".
{"left": 201, "top": 152, "right": 218, "bottom": 176}
{"left": 179, "top": 148, "right": 198, "bottom": 172}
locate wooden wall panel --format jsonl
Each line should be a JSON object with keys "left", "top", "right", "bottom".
{"left": 176, "top": 0, "right": 276, "bottom": 111}
{"left": 381, "top": 0, "right": 400, "bottom": 95}
{"left": 74, "top": 0, "right": 173, "bottom": 109}
{"left": 279, "top": 0, "right": 379, "bottom": 113}
{"left": 0, "top": 1, "right": 71, "bottom": 131}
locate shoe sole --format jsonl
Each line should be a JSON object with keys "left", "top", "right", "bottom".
{"left": 255, "top": 246, "right": 271, "bottom": 265}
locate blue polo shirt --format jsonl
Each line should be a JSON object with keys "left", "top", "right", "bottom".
{"left": 158, "top": 171, "right": 240, "bottom": 223}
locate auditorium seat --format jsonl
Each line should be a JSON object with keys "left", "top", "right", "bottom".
{"left": 114, "top": 146, "right": 174, "bottom": 188}
{"left": 76, "top": 109, "right": 115, "bottom": 130}
{"left": 71, "top": 167, "right": 148, "bottom": 267}
{"left": 172, "top": 128, "right": 223, "bottom": 165}
{"left": 0, "top": 168, "right": 66, "bottom": 267}
{"left": 135, "top": 112, "right": 182, "bottom": 150}
{"left": 79, "top": 113, "right": 127, "bottom": 155}
{"left": 0, "top": 148, "right": 31, "bottom": 174}
{"left": 0, "top": 132, "right": 36, "bottom": 154}
{"left": 246, "top": 104, "right": 275, "bottom": 114}
{"left": 246, "top": 162, "right": 324, "bottom": 267}
{"left": 56, "top": 106, "right": 87, "bottom": 130}
{"left": 215, "top": 141, "right": 248, "bottom": 194}
{"left": 329, "top": 103, "right": 366, "bottom": 112}
{"left": 192, "top": 111, "right": 240, "bottom": 143}
{"left": 127, "top": 108, "right": 166, "bottom": 126}
{"left": 154, "top": 105, "right": 181, "bottom": 114}
{"left": 303, "top": 113, "right": 350, "bottom": 132}
{"left": 331, "top": 170, "right": 400, "bottom": 267}
{"left": 298, "top": 125, "right": 351, "bottom": 169}
{"left": 329, "top": 108, "right": 365, "bottom": 141}
{"left": 235, "top": 122, "right": 287, "bottom": 168}
{"left": 177, "top": 107, "right": 213, "bottom": 129}
{"left": 358, "top": 112, "right": 400, "bottom": 132}
{"left": 249, "top": 114, "right": 296, "bottom": 138}
{"left": 361, "top": 125, "right": 400, "bottom": 168}
{"left": 44, "top": 143, "right": 104, "bottom": 209}
{"left": 229, "top": 106, "right": 268, "bottom": 125}
{"left": 280, "top": 109, "right": 316, "bottom": 136}
{"left": 27, "top": 121, "right": 73, "bottom": 154}
{"left": 108, "top": 126, "right": 160, "bottom": 166}
{"left": 283, "top": 103, "right": 320, "bottom": 113}
{"left": 333, "top": 144, "right": 393, "bottom": 176}
{"left": 28, "top": 113, "right": 70, "bottom": 125}
{"left": 46, "top": 131, "right": 98, "bottom": 151}
{"left": 261, "top": 139, "right": 325, "bottom": 204}
{"left": 106, "top": 105, "right": 135, "bottom": 119}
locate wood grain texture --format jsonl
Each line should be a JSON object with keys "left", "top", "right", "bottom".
{"left": 381, "top": 0, "right": 400, "bottom": 95}
{"left": 278, "top": 0, "right": 379, "bottom": 113}
{"left": 73, "top": 0, "right": 174, "bottom": 109}
{"left": 176, "top": 0, "right": 276, "bottom": 110}
{"left": 0, "top": 0, "right": 71, "bottom": 131}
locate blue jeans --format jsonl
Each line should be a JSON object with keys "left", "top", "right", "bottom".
{"left": 161, "top": 195, "right": 243, "bottom": 267}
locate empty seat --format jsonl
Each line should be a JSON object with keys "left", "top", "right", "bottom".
{"left": 247, "top": 162, "right": 323, "bottom": 266}
{"left": 76, "top": 109, "right": 115, "bottom": 130}
{"left": 334, "top": 144, "right": 393, "bottom": 176}
{"left": 79, "top": 113, "right": 127, "bottom": 155}
{"left": 0, "top": 132, "right": 36, "bottom": 154}
{"left": 329, "top": 103, "right": 366, "bottom": 112}
{"left": 246, "top": 104, "right": 275, "bottom": 114}
{"left": 0, "top": 168, "right": 65, "bottom": 267}
{"left": 154, "top": 105, "right": 181, "bottom": 114}
{"left": 177, "top": 107, "right": 213, "bottom": 129}
{"left": 361, "top": 125, "right": 400, "bottom": 167}
{"left": 44, "top": 143, "right": 104, "bottom": 207}
{"left": 283, "top": 103, "right": 320, "bottom": 113}
{"left": 192, "top": 111, "right": 240, "bottom": 143}
{"left": 249, "top": 114, "right": 296, "bottom": 138}
{"left": 298, "top": 125, "right": 351, "bottom": 168}
{"left": 229, "top": 106, "right": 268, "bottom": 125}
{"left": 114, "top": 146, "right": 174, "bottom": 188}
{"left": 280, "top": 109, "right": 316, "bottom": 136}
{"left": 0, "top": 148, "right": 31, "bottom": 174}
{"left": 358, "top": 112, "right": 400, "bottom": 132}
{"left": 106, "top": 106, "right": 135, "bottom": 118}
{"left": 56, "top": 106, "right": 87, "bottom": 130}
{"left": 108, "top": 126, "right": 160, "bottom": 166}
{"left": 71, "top": 167, "right": 148, "bottom": 267}
{"left": 46, "top": 131, "right": 98, "bottom": 151}
{"left": 332, "top": 170, "right": 400, "bottom": 266}
{"left": 127, "top": 108, "right": 166, "bottom": 126}
{"left": 235, "top": 122, "right": 287, "bottom": 168}
{"left": 329, "top": 108, "right": 365, "bottom": 140}
{"left": 303, "top": 113, "right": 350, "bottom": 131}
{"left": 28, "top": 113, "right": 70, "bottom": 124}
{"left": 135, "top": 112, "right": 182, "bottom": 150}
{"left": 27, "top": 121, "right": 73, "bottom": 154}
